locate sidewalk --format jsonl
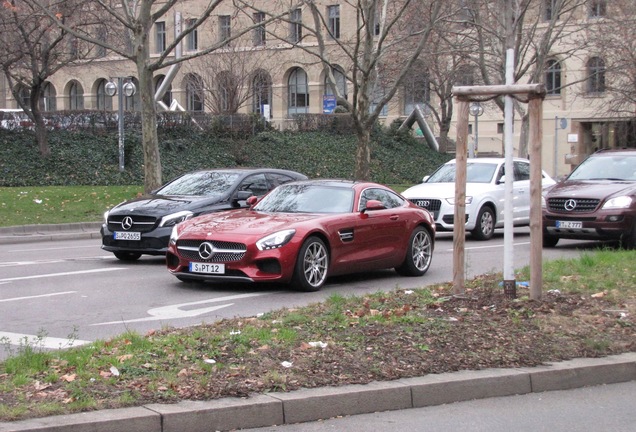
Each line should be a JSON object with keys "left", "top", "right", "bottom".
{"left": 0, "top": 222, "right": 102, "bottom": 245}
{"left": 1, "top": 353, "right": 635, "bottom": 432}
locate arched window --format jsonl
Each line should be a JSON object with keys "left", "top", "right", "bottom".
{"left": 369, "top": 79, "right": 388, "bottom": 117}
{"left": 41, "top": 82, "right": 57, "bottom": 111}
{"left": 545, "top": 59, "right": 561, "bottom": 95}
{"left": 403, "top": 65, "right": 430, "bottom": 115}
{"left": 17, "top": 85, "right": 30, "bottom": 107}
{"left": 324, "top": 67, "right": 347, "bottom": 102}
{"left": 288, "top": 67, "right": 309, "bottom": 115}
{"left": 69, "top": 81, "right": 84, "bottom": 110}
{"left": 216, "top": 71, "right": 238, "bottom": 113}
{"left": 252, "top": 70, "right": 272, "bottom": 117}
{"left": 184, "top": 74, "right": 204, "bottom": 112}
{"left": 96, "top": 79, "right": 112, "bottom": 111}
{"left": 587, "top": 57, "right": 605, "bottom": 94}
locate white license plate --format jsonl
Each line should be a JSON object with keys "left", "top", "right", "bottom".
{"left": 189, "top": 262, "right": 225, "bottom": 274}
{"left": 556, "top": 221, "right": 582, "bottom": 229}
{"left": 114, "top": 231, "right": 141, "bottom": 240}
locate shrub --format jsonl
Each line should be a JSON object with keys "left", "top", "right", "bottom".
{"left": 0, "top": 123, "right": 451, "bottom": 187}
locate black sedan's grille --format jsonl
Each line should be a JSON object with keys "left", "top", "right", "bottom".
{"left": 547, "top": 198, "right": 600, "bottom": 213}
{"left": 409, "top": 198, "right": 442, "bottom": 212}
{"left": 107, "top": 215, "right": 158, "bottom": 233}
{"left": 177, "top": 239, "right": 247, "bottom": 262}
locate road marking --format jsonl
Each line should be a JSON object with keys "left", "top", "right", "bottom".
{"left": 0, "top": 331, "right": 91, "bottom": 350}
{"left": 93, "top": 292, "right": 272, "bottom": 325}
{"left": 0, "top": 256, "right": 114, "bottom": 267}
{"left": 446, "top": 241, "right": 530, "bottom": 252}
{"left": 10, "top": 245, "right": 97, "bottom": 252}
{"left": 0, "top": 268, "right": 126, "bottom": 283}
{"left": 0, "top": 291, "right": 76, "bottom": 303}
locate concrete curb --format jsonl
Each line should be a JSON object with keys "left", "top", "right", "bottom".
{"left": 1, "top": 352, "right": 634, "bottom": 432}
{"left": 0, "top": 222, "right": 102, "bottom": 245}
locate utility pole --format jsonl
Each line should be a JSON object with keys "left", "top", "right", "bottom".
{"left": 502, "top": 0, "right": 516, "bottom": 298}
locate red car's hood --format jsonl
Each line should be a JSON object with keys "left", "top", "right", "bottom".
{"left": 179, "top": 209, "right": 323, "bottom": 238}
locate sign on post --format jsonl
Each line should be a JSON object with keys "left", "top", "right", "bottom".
{"left": 323, "top": 95, "right": 337, "bottom": 114}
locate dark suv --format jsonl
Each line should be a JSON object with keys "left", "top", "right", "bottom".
{"left": 542, "top": 149, "right": 636, "bottom": 248}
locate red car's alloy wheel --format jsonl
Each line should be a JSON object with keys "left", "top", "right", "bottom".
{"left": 293, "top": 237, "right": 329, "bottom": 292}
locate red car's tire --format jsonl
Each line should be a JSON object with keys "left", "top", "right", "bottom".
{"left": 396, "top": 226, "right": 433, "bottom": 276}
{"left": 291, "top": 236, "right": 329, "bottom": 292}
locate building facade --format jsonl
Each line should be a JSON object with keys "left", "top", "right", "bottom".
{"left": 1, "top": 0, "right": 633, "bottom": 178}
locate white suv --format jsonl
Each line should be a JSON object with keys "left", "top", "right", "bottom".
{"left": 402, "top": 158, "right": 555, "bottom": 240}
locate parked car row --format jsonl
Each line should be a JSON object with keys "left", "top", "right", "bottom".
{"left": 101, "top": 149, "right": 636, "bottom": 290}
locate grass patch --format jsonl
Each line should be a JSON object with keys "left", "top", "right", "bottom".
{"left": 0, "top": 185, "right": 142, "bottom": 227}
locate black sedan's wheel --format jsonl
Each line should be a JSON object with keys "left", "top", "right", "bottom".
{"left": 396, "top": 226, "right": 433, "bottom": 276}
{"left": 291, "top": 236, "right": 329, "bottom": 292}
{"left": 471, "top": 206, "right": 495, "bottom": 240}
{"left": 113, "top": 251, "right": 142, "bottom": 261}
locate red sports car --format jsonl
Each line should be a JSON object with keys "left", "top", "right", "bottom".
{"left": 166, "top": 179, "right": 435, "bottom": 291}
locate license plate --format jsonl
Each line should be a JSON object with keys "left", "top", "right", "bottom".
{"left": 114, "top": 231, "right": 141, "bottom": 240}
{"left": 189, "top": 262, "right": 225, "bottom": 274}
{"left": 556, "top": 221, "right": 582, "bottom": 229}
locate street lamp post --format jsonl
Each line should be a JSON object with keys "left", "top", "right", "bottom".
{"left": 469, "top": 102, "right": 484, "bottom": 158}
{"left": 105, "top": 78, "right": 136, "bottom": 172}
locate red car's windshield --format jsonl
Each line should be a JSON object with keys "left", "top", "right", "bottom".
{"left": 254, "top": 184, "right": 354, "bottom": 213}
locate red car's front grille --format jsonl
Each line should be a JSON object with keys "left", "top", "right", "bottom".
{"left": 176, "top": 239, "right": 246, "bottom": 262}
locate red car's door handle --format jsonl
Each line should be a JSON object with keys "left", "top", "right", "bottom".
{"left": 390, "top": 215, "right": 399, "bottom": 220}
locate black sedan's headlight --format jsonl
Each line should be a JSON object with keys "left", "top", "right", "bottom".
{"left": 159, "top": 211, "right": 194, "bottom": 227}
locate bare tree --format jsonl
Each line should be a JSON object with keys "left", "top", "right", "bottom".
{"left": 467, "top": 0, "right": 590, "bottom": 157}
{"left": 241, "top": 0, "right": 447, "bottom": 180}
{"left": 0, "top": 0, "right": 95, "bottom": 156}
{"left": 27, "top": 0, "right": 294, "bottom": 192}
{"left": 409, "top": 1, "right": 477, "bottom": 153}
{"left": 587, "top": 0, "right": 636, "bottom": 116}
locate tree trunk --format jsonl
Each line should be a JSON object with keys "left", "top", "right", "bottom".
{"left": 518, "top": 111, "right": 530, "bottom": 158}
{"left": 354, "top": 127, "right": 371, "bottom": 180}
{"left": 137, "top": 59, "right": 162, "bottom": 193}
{"left": 29, "top": 87, "right": 50, "bottom": 157}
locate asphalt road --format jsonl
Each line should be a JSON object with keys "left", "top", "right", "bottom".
{"left": 0, "top": 229, "right": 596, "bottom": 360}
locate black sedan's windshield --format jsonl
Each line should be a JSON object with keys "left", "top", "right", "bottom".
{"left": 155, "top": 171, "right": 242, "bottom": 196}
{"left": 255, "top": 184, "right": 354, "bottom": 213}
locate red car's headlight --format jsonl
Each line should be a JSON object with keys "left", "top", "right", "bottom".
{"left": 256, "top": 229, "right": 296, "bottom": 250}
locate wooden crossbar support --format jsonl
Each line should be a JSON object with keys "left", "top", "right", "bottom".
{"left": 450, "top": 84, "right": 545, "bottom": 300}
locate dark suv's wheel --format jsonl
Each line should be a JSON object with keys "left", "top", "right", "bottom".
{"left": 543, "top": 231, "right": 559, "bottom": 247}
{"left": 291, "top": 237, "right": 329, "bottom": 291}
{"left": 471, "top": 206, "right": 495, "bottom": 240}
{"left": 114, "top": 251, "right": 142, "bottom": 261}
{"left": 620, "top": 222, "right": 636, "bottom": 250}
{"left": 396, "top": 226, "right": 433, "bottom": 276}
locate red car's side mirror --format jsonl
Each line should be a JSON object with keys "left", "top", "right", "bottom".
{"left": 362, "top": 199, "right": 386, "bottom": 213}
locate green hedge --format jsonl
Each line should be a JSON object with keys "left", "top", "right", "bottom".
{"left": 0, "top": 126, "right": 451, "bottom": 187}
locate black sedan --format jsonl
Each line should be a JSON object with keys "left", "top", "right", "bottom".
{"left": 101, "top": 168, "right": 307, "bottom": 261}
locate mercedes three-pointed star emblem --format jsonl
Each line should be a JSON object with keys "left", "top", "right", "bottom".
{"left": 198, "top": 242, "right": 215, "bottom": 260}
{"left": 122, "top": 216, "right": 134, "bottom": 230}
